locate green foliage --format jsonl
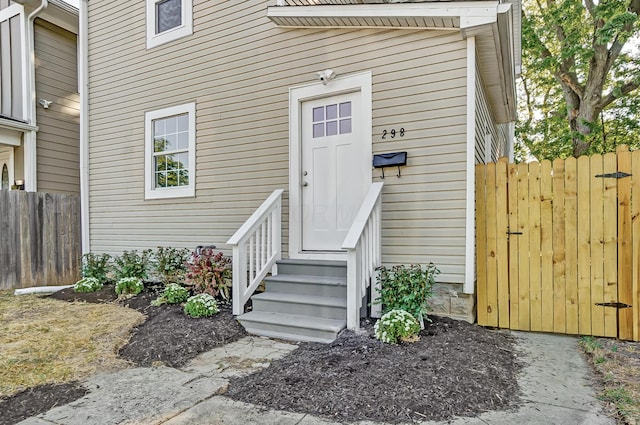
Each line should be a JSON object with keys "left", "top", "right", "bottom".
{"left": 152, "top": 246, "right": 190, "bottom": 284}
{"left": 517, "top": 0, "right": 640, "bottom": 160}
{"left": 81, "top": 253, "right": 112, "bottom": 283}
{"left": 113, "top": 250, "right": 152, "bottom": 281}
{"left": 185, "top": 248, "right": 232, "bottom": 301}
{"left": 580, "top": 336, "right": 604, "bottom": 352}
{"left": 184, "top": 293, "right": 219, "bottom": 318}
{"left": 163, "top": 283, "right": 190, "bottom": 304}
{"left": 374, "top": 309, "right": 421, "bottom": 344}
{"left": 115, "top": 277, "right": 144, "bottom": 296}
{"left": 73, "top": 277, "right": 103, "bottom": 293}
{"left": 374, "top": 263, "right": 438, "bottom": 328}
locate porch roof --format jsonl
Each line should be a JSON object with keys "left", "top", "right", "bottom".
{"left": 267, "top": 1, "right": 520, "bottom": 123}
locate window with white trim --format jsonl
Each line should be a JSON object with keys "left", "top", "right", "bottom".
{"left": 146, "top": 0, "right": 193, "bottom": 49}
{"left": 144, "top": 103, "right": 196, "bottom": 199}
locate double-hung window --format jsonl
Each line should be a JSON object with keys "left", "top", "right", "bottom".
{"left": 146, "top": 0, "right": 193, "bottom": 49}
{"left": 144, "top": 103, "right": 196, "bottom": 199}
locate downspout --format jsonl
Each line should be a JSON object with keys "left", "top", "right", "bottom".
{"left": 79, "top": 0, "right": 90, "bottom": 253}
{"left": 23, "top": 0, "right": 48, "bottom": 192}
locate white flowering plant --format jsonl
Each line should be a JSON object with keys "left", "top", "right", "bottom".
{"left": 115, "top": 277, "right": 144, "bottom": 296}
{"left": 73, "top": 277, "right": 103, "bottom": 293}
{"left": 184, "top": 293, "right": 219, "bottom": 318}
{"left": 163, "top": 283, "right": 190, "bottom": 304}
{"left": 374, "top": 309, "right": 421, "bottom": 344}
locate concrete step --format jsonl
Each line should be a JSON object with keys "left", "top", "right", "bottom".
{"left": 251, "top": 292, "right": 346, "bottom": 320}
{"left": 237, "top": 311, "right": 346, "bottom": 343}
{"left": 264, "top": 274, "right": 347, "bottom": 298}
{"left": 276, "top": 259, "right": 347, "bottom": 278}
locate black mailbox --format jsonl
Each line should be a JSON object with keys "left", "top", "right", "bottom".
{"left": 373, "top": 152, "right": 407, "bottom": 178}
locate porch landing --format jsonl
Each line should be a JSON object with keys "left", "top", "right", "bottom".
{"left": 236, "top": 259, "right": 348, "bottom": 343}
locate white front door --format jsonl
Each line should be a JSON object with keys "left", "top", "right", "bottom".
{"left": 301, "top": 92, "right": 367, "bottom": 251}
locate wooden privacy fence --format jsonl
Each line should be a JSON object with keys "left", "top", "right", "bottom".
{"left": 476, "top": 146, "right": 640, "bottom": 341}
{"left": 0, "top": 190, "right": 81, "bottom": 290}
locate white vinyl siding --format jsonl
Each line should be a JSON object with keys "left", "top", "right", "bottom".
{"left": 34, "top": 19, "right": 80, "bottom": 195}
{"left": 88, "top": 0, "right": 469, "bottom": 285}
{"left": 474, "top": 63, "right": 500, "bottom": 165}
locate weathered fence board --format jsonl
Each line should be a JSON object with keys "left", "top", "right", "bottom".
{"left": 0, "top": 191, "right": 80, "bottom": 290}
{"left": 477, "top": 146, "right": 640, "bottom": 341}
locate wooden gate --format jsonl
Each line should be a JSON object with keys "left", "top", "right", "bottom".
{"left": 476, "top": 146, "right": 639, "bottom": 341}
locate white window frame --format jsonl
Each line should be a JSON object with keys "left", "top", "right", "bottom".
{"left": 146, "top": 0, "right": 193, "bottom": 49}
{"left": 144, "top": 102, "right": 196, "bottom": 200}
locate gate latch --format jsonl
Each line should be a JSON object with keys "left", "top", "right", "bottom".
{"left": 595, "top": 302, "right": 632, "bottom": 309}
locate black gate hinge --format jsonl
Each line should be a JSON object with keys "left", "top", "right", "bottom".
{"left": 595, "top": 302, "right": 632, "bottom": 309}
{"left": 594, "top": 172, "right": 632, "bottom": 179}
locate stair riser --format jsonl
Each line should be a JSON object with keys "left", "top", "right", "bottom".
{"left": 252, "top": 299, "right": 346, "bottom": 320}
{"left": 239, "top": 321, "right": 339, "bottom": 343}
{"left": 266, "top": 280, "right": 347, "bottom": 298}
{"left": 277, "top": 263, "right": 347, "bottom": 278}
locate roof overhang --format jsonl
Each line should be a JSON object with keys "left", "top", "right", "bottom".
{"left": 12, "top": 0, "right": 78, "bottom": 33}
{"left": 267, "top": 1, "right": 518, "bottom": 123}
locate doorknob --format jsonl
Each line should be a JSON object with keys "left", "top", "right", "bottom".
{"left": 302, "top": 182, "right": 308, "bottom": 187}
{"left": 303, "top": 171, "right": 308, "bottom": 176}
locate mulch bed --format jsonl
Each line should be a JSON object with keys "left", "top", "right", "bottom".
{"left": 2, "top": 284, "right": 523, "bottom": 425}
{"left": 226, "top": 317, "right": 521, "bottom": 423}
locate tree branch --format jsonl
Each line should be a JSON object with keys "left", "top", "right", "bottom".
{"left": 600, "top": 80, "right": 640, "bottom": 109}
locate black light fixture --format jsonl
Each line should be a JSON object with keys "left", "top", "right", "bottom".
{"left": 13, "top": 179, "right": 25, "bottom": 190}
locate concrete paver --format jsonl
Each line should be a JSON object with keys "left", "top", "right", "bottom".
{"left": 16, "top": 332, "right": 614, "bottom": 425}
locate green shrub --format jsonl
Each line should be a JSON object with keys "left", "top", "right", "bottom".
{"left": 184, "top": 293, "right": 219, "bottom": 318}
{"left": 185, "top": 248, "right": 232, "bottom": 301}
{"left": 153, "top": 246, "right": 190, "bottom": 284}
{"left": 373, "top": 263, "right": 439, "bottom": 328}
{"left": 113, "top": 250, "right": 152, "bottom": 281}
{"left": 81, "top": 253, "right": 112, "bottom": 283}
{"left": 115, "top": 277, "right": 144, "bottom": 296}
{"left": 163, "top": 283, "right": 190, "bottom": 304}
{"left": 374, "top": 309, "right": 421, "bottom": 344}
{"left": 73, "top": 277, "right": 103, "bottom": 293}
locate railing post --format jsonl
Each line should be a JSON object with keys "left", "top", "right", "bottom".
{"left": 232, "top": 245, "right": 243, "bottom": 315}
{"left": 272, "top": 202, "right": 281, "bottom": 276}
{"left": 346, "top": 248, "right": 359, "bottom": 330}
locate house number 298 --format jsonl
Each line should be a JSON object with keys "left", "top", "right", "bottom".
{"left": 382, "top": 128, "right": 405, "bottom": 139}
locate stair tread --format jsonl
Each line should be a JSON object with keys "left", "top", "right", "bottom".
{"left": 238, "top": 311, "right": 346, "bottom": 332}
{"left": 252, "top": 291, "right": 346, "bottom": 307}
{"left": 277, "top": 259, "right": 347, "bottom": 267}
{"left": 265, "top": 274, "right": 346, "bottom": 285}
{"left": 240, "top": 328, "right": 337, "bottom": 344}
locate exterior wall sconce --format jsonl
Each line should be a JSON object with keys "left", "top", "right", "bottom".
{"left": 13, "top": 179, "right": 25, "bottom": 190}
{"left": 316, "top": 69, "right": 336, "bottom": 85}
{"left": 38, "top": 99, "right": 52, "bottom": 109}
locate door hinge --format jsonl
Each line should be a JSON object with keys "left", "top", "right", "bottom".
{"left": 595, "top": 172, "right": 632, "bottom": 179}
{"left": 595, "top": 302, "right": 632, "bottom": 309}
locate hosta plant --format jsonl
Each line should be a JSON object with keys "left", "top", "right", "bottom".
{"left": 184, "top": 293, "right": 219, "bottom": 318}
{"left": 73, "top": 277, "right": 103, "bottom": 293}
{"left": 81, "top": 253, "right": 112, "bottom": 283}
{"left": 115, "top": 277, "right": 144, "bottom": 296}
{"left": 374, "top": 309, "right": 421, "bottom": 344}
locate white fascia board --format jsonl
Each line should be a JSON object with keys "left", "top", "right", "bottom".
{"left": 0, "top": 118, "right": 37, "bottom": 134}
{"left": 268, "top": 2, "right": 500, "bottom": 26}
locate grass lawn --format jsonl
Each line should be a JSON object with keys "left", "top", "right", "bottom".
{"left": 0, "top": 290, "right": 144, "bottom": 397}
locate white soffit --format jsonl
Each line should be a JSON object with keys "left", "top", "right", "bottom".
{"left": 267, "top": 2, "right": 499, "bottom": 29}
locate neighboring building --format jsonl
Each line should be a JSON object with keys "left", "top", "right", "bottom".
{"left": 83, "top": 0, "right": 520, "bottom": 340}
{"left": 0, "top": 0, "right": 79, "bottom": 194}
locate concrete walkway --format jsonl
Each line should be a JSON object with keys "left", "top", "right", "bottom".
{"left": 18, "top": 332, "right": 613, "bottom": 425}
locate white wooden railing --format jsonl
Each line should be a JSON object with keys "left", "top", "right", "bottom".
{"left": 227, "top": 189, "right": 284, "bottom": 315}
{"left": 341, "top": 182, "right": 384, "bottom": 330}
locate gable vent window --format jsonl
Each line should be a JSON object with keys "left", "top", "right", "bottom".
{"left": 147, "top": 0, "right": 192, "bottom": 49}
